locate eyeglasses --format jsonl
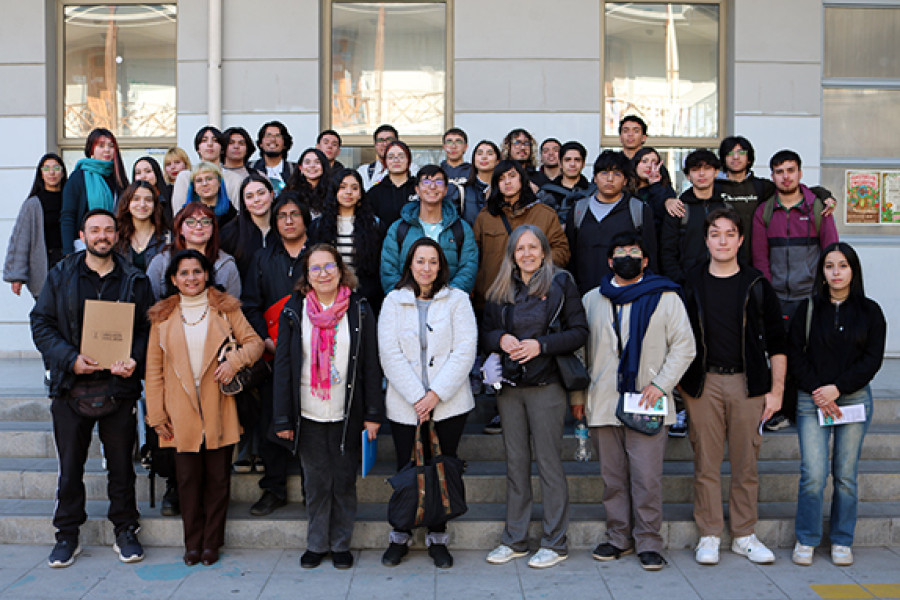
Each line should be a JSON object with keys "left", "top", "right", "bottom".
{"left": 263, "top": 132, "right": 283, "bottom": 140}
{"left": 184, "top": 217, "right": 213, "bottom": 228}
{"left": 512, "top": 139, "right": 530, "bottom": 147}
{"left": 275, "top": 211, "right": 302, "bottom": 222}
{"left": 194, "top": 175, "right": 218, "bottom": 185}
{"left": 444, "top": 139, "right": 465, "bottom": 147}
{"left": 419, "top": 178, "right": 445, "bottom": 189}
{"left": 612, "top": 248, "right": 643, "bottom": 258}
{"left": 308, "top": 262, "right": 338, "bottom": 276}
{"left": 41, "top": 165, "right": 63, "bottom": 173}
{"left": 727, "top": 150, "right": 748, "bottom": 157}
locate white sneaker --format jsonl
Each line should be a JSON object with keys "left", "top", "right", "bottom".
{"left": 486, "top": 544, "right": 528, "bottom": 565}
{"left": 527, "top": 548, "right": 567, "bottom": 569}
{"left": 732, "top": 533, "right": 775, "bottom": 564}
{"left": 792, "top": 542, "right": 814, "bottom": 566}
{"left": 695, "top": 536, "right": 720, "bottom": 565}
{"left": 831, "top": 544, "right": 853, "bottom": 566}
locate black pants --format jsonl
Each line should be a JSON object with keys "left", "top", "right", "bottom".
{"left": 780, "top": 298, "right": 804, "bottom": 422}
{"left": 175, "top": 444, "right": 233, "bottom": 551}
{"left": 256, "top": 377, "right": 292, "bottom": 499}
{"left": 51, "top": 395, "right": 140, "bottom": 542}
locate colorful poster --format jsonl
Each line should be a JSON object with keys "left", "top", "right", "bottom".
{"left": 845, "top": 170, "right": 881, "bottom": 225}
{"left": 880, "top": 171, "right": 900, "bottom": 224}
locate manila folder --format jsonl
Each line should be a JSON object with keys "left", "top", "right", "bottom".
{"left": 80, "top": 300, "right": 135, "bottom": 369}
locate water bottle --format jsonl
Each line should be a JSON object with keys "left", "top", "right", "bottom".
{"left": 574, "top": 420, "right": 592, "bottom": 462}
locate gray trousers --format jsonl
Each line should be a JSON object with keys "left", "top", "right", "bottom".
{"left": 298, "top": 418, "right": 359, "bottom": 553}
{"left": 591, "top": 425, "right": 668, "bottom": 553}
{"left": 497, "top": 382, "right": 569, "bottom": 553}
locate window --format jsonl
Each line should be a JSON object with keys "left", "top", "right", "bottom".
{"left": 821, "top": 4, "right": 900, "bottom": 232}
{"left": 324, "top": 1, "right": 448, "bottom": 148}
{"left": 601, "top": 2, "right": 724, "bottom": 149}
{"left": 61, "top": 3, "right": 176, "bottom": 144}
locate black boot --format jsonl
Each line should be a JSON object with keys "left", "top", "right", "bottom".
{"left": 161, "top": 479, "right": 180, "bottom": 516}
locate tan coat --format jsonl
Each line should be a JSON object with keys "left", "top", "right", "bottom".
{"left": 145, "top": 288, "right": 264, "bottom": 452}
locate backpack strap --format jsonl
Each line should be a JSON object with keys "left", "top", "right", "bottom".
{"left": 761, "top": 196, "right": 777, "bottom": 228}
{"left": 573, "top": 197, "right": 591, "bottom": 231}
{"left": 629, "top": 196, "right": 643, "bottom": 232}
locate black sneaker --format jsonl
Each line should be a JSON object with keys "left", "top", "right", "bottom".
{"left": 591, "top": 542, "right": 634, "bottom": 562}
{"left": 332, "top": 551, "right": 354, "bottom": 569}
{"left": 113, "top": 527, "right": 144, "bottom": 563}
{"left": 764, "top": 414, "right": 791, "bottom": 432}
{"left": 483, "top": 414, "right": 502, "bottom": 435}
{"left": 428, "top": 544, "right": 453, "bottom": 568}
{"left": 668, "top": 410, "right": 688, "bottom": 438}
{"left": 161, "top": 480, "right": 180, "bottom": 517}
{"left": 382, "top": 542, "right": 409, "bottom": 567}
{"left": 250, "top": 490, "right": 287, "bottom": 516}
{"left": 300, "top": 550, "right": 326, "bottom": 568}
{"left": 48, "top": 539, "right": 81, "bottom": 568}
{"left": 638, "top": 551, "right": 667, "bottom": 571}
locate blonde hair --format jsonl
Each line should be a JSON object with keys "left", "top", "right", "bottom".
{"left": 163, "top": 146, "right": 192, "bottom": 184}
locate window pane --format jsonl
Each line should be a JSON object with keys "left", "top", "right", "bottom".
{"left": 64, "top": 4, "right": 176, "bottom": 139}
{"left": 823, "top": 89, "right": 900, "bottom": 158}
{"left": 604, "top": 3, "right": 719, "bottom": 138}
{"left": 332, "top": 2, "right": 445, "bottom": 136}
{"left": 824, "top": 8, "right": 900, "bottom": 79}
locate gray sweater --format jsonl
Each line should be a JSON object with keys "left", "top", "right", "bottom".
{"left": 3, "top": 196, "right": 48, "bottom": 298}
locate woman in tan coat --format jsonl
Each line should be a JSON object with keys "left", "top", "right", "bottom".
{"left": 145, "top": 249, "right": 263, "bottom": 567}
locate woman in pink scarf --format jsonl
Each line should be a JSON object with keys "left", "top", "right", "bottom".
{"left": 273, "top": 243, "right": 384, "bottom": 570}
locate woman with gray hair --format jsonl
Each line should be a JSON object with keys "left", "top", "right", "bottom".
{"left": 480, "top": 224, "right": 588, "bottom": 569}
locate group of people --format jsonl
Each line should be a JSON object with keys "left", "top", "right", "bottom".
{"left": 5, "top": 116, "right": 885, "bottom": 574}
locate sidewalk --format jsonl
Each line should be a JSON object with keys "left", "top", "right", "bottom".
{"left": 1, "top": 544, "right": 899, "bottom": 600}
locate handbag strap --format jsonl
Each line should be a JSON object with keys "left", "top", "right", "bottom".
{"left": 413, "top": 420, "right": 453, "bottom": 526}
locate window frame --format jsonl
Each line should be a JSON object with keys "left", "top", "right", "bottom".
{"left": 599, "top": 0, "right": 727, "bottom": 150}
{"left": 320, "top": 0, "right": 454, "bottom": 149}
{"left": 56, "top": 0, "right": 178, "bottom": 152}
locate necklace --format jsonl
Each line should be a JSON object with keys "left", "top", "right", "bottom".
{"left": 181, "top": 306, "right": 209, "bottom": 326}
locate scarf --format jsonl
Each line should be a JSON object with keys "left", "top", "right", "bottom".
{"left": 188, "top": 177, "right": 232, "bottom": 217}
{"left": 75, "top": 158, "right": 114, "bottom": 211}
{"left": 306, "top": 285, "right": 352, "bottom": 400}
{"left": 599, "top": 272, "right": 682, "bottom": 393}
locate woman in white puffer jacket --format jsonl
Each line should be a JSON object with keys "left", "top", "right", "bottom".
{"left": 377, "top": 236, "right": 477, "bottom": 569}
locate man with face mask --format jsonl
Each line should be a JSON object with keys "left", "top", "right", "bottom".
{"left": 571, "top": 231, "right": 694, "bottom": 572}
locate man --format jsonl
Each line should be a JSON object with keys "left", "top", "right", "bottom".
{"left": 252, "top": 121, "right": 295, "bottom": 194}
{"left": 501, "top": 128, "right": 538, "bottom": 175}
{"left": 539, "top": 141, "right": 593, "bottom": 224}
{"left": 660, "top": 149, "right": 726, "bottom": 286}
{"left": 380, "top": 164, "right": 478, "bottom": 294}
{"left": 752, "top": 150, "right": 839, "bottom": 431}
{"left": 359, "top": 124, "right": 400, "bottom": 190}
{"left": 31, "top": 209, "right": 154, "bottom": 568}
{"left": 680, "top": 208, "right": 786, "bottom": 566}
{"left": 532, "top": 138, "right": 561, "bottom": 188}
{"left": 572, "top": 232, "right": 694, "bottom": 571}
{"left": 241, "top": 195, "right": 312, "bottom": 516}
{"left": 440, "top": 127, "right": 470, "bottom": 186}
{"left": 316, "top": 129, "right": 345, "bottom": 172}
{"left": 222, "top": 126, "right": 255, "bottom": 179}
{"left": 565, "top": 150, "right": 657, "bottom": 295}
{"left": 172, "top": 126, "right": 244, "bottom": 210}
{"left": 619, "top": 115, "right": 648, "bottom": 159}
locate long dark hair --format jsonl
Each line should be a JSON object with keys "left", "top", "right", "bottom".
{"left": 632, "top": 147, "right": 672, "bottom": 189}
{"left": 284, "top": 148, "right": 332, "bottom": 214}
{"left": 487, "top": 160, "right": 536, "bottom": 216}
{"left": 29, "top": 153, "right": 68, "bottom": 197}
{"left": 313, "top": 168, "right": 381, "bottom": 278}
{"left": 395, "top": 237, "right": 449, "bottom": 299}
{"left": 84, "top": 127, "right": 129, "bottom": 192}
{"left": 162, "top": 248, "right": 217, "bottom": 298}
{"left": 115, "top": 181, "right": 167, "bottom": 254}
{"left": 465, "top": 140, "right": 500, "bottom": 188}
{"left": 811, "top": 241, "right": 870, "bottom": 347}
{"left": 222, "top": 173, "right": 274, "bottom": 265}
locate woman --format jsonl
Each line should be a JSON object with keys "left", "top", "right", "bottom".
{"left": 187, "top": 162, "right": 237, "bottom": 228}
{"left": 368, "top": 140, "right": 416, "bottom": 227}
{"left": 172, "top": 126, "right": 243, "bottom": 211}
{"left": 221, "top": 126, "right": 255, "bottom": 181}
{"left": 309, "top": 168, "right": 385, "bottom": 313}
{"left": 61, "top": 127, "right": 129, "bottom": 253}
{"left": 462, "top": 140, "right": 500, "bottom": 226}
{"left": 789, "top": 242, "right": 886, "bottom": 567}
{"left": 284, "top": 148, "right": 331, "bottom": 218}
{"left": 5, "top": 153, "right": 68, "bottom": 298}
{"left": 220, "top": 173, "right": 277, "bottom": 279}
{"left": 378, "top": 238, "right": 477, "bottom": 569}
{"left": 146, "top": 249, "right": 263, "bottom": 566}
{"left": 473, "top": 160, "right": 570, "bottom": 312}
{"left": 163, "top": 147, "right": 191, "bottom": 186}
{"left": 146, "top": 202, "right": 241, "bottom": 301}
{"left": 481, "top": 225, "right": 588, "bottom": 569}
{"left": 114, "top": 181, "right": 170, "bottom": 272}
{"left": 132, "top": 156, "right": 174, "bottom": 227}
{"left": 272, "top": 244, "right": 383, "bottom": 570}
{"left": 631, "top": 147, "right": 676, "bottom": 234}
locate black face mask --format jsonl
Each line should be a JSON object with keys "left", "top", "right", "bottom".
{"left": 612, "top": 256, "right": 642, "bottom": 280}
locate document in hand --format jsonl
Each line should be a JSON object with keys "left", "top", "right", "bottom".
{"left": 818, "top": 404, "right": 867, "bottom": 426}
{"left": 622, "top": 391, "right": 667, "bottom": 416}
{"left": 80, "top": 299, "right": 135, "bottom": 369}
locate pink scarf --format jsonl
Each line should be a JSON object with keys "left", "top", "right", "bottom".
{"left": 306, "top": 286, "right": 351, "bottom": 400}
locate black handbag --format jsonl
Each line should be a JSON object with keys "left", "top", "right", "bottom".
{"left": 68, "top": 378, "right": 120, "bottom": 418}
{"left": 549, "top": 293, "right": 590, "bottom": 391}
{"left": 217, "top": 314, "right": 270, "bottom": 396}
{"left": 387, "top": 420, "right": 467, "bottom": 531}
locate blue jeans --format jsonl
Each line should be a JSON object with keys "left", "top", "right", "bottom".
{"left": 794, "top": 386, "right": 873, "bottom": 546}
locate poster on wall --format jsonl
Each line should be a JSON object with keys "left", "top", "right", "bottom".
{"left": 881, "top": 171, "right": 900, "bottom": 224}
{"left": 845, "top": 170, "right": 881, "bottom": 225}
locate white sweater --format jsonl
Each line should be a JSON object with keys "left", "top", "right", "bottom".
{"left": 378, "top": 286, "right": 477, "bottom": 425}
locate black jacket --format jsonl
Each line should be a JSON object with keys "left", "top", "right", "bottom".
{"left": 679, "top": 262, "right": 787, "bottom": 398}
{"left": 635, "top": 180, "right": 677, "bottom": 236}
{"left": 788, "top": 296, "right": 886, "bottom": 395}
{"left": 482, "top": 271, "right": 588, "bottom": 387}
{"left": 241, "top": 241, "right": 307, "bottom": 340}
{"left": 540, "top": 175, "right": 593, "bottom": 225}
{"left": 368, "top": 177, "right": 417, "bottom": 228}
{"left": 30, "top": 251, "right": 153, "bottom": 399}
{"left": 272, "top": 292, "right": 384, "bottom": 455}
{"left": 251, "top": 157, "right": 295, "bottom": 185}
{"left": 660, "top": 188, "right": 726, "bottom": 286}
{"left": 220, "top": 218, "right": 277, "bottom": 280}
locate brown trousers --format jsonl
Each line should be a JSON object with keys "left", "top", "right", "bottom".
{"left": 175, "top": 444, "right": 233, "bottom": 552}
{"left": 684, "top": 373, "right": 764, "bottom": 537}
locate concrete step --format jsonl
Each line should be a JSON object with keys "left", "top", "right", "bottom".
{"left": 4, "top": 457, "right": 900, "bottom": 505}
{"left": 1, "top": 498, "right": 897, "bottom": 550}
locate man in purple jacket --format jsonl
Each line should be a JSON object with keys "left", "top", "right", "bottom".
{"left": 751, "top": 150, "right": 839, "bottom": 431}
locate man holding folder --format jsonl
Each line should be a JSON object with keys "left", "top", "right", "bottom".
{"left": 31, "top": 208, "right": 154, "bottom": 568}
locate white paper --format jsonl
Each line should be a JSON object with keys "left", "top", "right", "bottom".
{"left": 818, "top": 403, "right": 867, "bottom": 426}
{"left": 623, "top": 392, "right": 667, "bottom": 416}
